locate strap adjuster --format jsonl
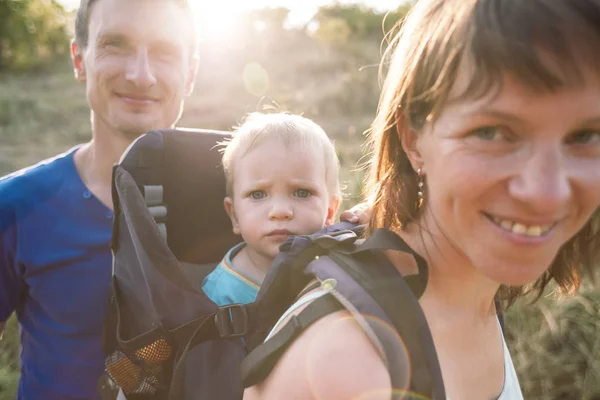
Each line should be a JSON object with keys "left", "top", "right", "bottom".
{"left": 215, "top": 304, "right": 249, "bottom": 338}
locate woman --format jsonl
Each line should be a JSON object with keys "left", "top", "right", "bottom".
{"left": 244, "top": 0, "right": 600, "bottom": 398}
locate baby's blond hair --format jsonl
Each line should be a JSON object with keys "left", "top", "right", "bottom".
{"left": 222, "top": 112, "right": 340, "bottom": 200}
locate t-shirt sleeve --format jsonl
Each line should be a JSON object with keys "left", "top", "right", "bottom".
{"left": 0, "top": 209, "right": 20, "bottom": 322}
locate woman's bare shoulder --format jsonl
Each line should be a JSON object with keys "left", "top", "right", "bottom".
{"left": 244, "top": 310, "right": 391, "bottom": 400}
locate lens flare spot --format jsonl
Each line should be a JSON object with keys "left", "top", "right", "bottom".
{"left": 243, "top": 62, "right": 269, "bottom": 97}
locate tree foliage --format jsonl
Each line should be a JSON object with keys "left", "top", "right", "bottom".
{"left": 0, "top": 0, "right": 69, "bottom": 72}
{"left": 313, "top": 2, "right": 413, "bottom": 45}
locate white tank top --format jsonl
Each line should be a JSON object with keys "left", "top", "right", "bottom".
{"left": 267, "top": 288, "right": 524, "bottom": 400}
{"left": 497, "top": 324, "right": 524, "bottom": 399}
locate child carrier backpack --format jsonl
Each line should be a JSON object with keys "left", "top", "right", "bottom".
{"left": 103, "top": 128, "right": 503, "bottom": 399}
{"left": 240, "top": 227, "right": 448, "bottom": 399}
{"left": 103, "top": 128, "right": 252, "bottom": 400}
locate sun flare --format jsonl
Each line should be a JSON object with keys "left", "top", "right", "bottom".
{"left": 190, "top": 2, "right": 246, "bottom": 43}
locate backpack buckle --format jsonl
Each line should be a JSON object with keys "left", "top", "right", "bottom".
{"left": 215, "top": 304, "right": 249, "bottom": 338}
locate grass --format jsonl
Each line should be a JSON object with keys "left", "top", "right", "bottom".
{"left": 0, "top": 316, "right": 19, "bottom": 397}
{"left": 505, "top": 283, "right": 600, "bottom": 399}
{"left": 1, "top": 35, "right": 599, "bottom": 400}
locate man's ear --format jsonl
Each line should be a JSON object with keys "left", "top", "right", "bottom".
{"left": 325, "top": 196, "right": 341, "bottom": 226}
{"left": 71, "top": 39, "right": 86, "bottom": 83}
{"left": 185, "top": 54, "right": 199, "bottom": 96}
{"left": 397, "top": 112, "right": 424, "bottom": 172}
{"left": 224, "top": 197, "right": 241, "bottom": 235}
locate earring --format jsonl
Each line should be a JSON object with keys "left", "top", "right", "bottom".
{"left": 416, "top": 167, "right": 425, "bottom": 208}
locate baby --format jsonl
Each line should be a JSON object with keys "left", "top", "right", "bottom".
{"left": 202, "top": 112, "right": 341, "bottom": 306}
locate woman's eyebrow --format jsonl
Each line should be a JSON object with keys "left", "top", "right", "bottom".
{"left": 463, "top": 108, "right": 527, "bottom": 124}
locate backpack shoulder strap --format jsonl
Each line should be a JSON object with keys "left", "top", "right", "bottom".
{"left": 244, "top": 223, "right": 362, "bottom": 351}
{"left": 241, "top": 293, "right": 343, "bottom": 387}
{"left": 241, "top": 228, "right": 446, "bottom": 399}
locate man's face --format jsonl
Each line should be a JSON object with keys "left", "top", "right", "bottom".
{"left": 72, "top": 0, "right": 197, "bottom": 139}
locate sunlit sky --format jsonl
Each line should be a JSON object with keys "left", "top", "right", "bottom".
{"left": 60, "top": 0, "right": 404, "bottom": 12}
{"left": 59, "top": 0, "right": 407, "bottom": 27}
{"left": 59, "top": 0, "right": 409, "bottom": 43}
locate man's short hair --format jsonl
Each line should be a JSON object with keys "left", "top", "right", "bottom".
{"left": 74, "top": 0, "right": 198, "bottom": 54}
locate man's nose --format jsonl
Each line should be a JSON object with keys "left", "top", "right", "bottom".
{"left": 126, "top": 48, "right": 157, "bottom": 88}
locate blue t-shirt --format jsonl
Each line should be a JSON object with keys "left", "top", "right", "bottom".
{"left": 202, "top": 243, "right": 260, "bottom": 306}
{"left": 0, "top": 147, "right": 113, "bottom": 400}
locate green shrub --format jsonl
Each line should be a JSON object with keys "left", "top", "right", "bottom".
{"left": 0, "top": 0, "right": 69, "bottom": 73}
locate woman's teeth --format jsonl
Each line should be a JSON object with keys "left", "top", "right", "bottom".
{"left": 492, "top": 217, "right": 553, "bottom": 237}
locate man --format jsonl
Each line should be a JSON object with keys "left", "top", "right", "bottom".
{"left": 0, "top": 0, "right": 198, "bottom": 398}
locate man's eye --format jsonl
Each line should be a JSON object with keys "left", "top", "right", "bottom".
{"left": 249, "top": 191, "right": 266, "bottom": 200}
{"left": 154, "top": 46, "right": 180, "bottom": 59}
{"left": 295, "top": 189, "right": 311, "bottom": 198}
{"left": 105, "top": 39, "right": 122, "bottom": 47}
{"left": 101, "top": 41, "right": 126, "bottom": 51}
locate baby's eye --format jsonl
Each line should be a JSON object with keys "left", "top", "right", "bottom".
{"left": 249, "top": 190, "right": 266, "bottom": 200}
{"left": 295, "top": 189, "right": 312, "bottom": 198}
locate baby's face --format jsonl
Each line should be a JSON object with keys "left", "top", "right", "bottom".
{"left": 226, "top": 139, "right": 338, "bottom": 261}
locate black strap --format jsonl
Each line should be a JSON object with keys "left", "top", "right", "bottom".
{"left": 170, "top": 303, "right": 255, "bottom": 346}
{"left": 327, "top": 250, "right": 445, "bottom": 398}
{"left": 351, "top": 229, "right": 428, "bottom": 298}
{"left": 168, "top": 303, "right": 255, "bottom": 400}
{"left": 241, "top": 228, "right": 437, "bottom": 393}
{"left": 241, "top": 294, "right": 342, "bottom": 387}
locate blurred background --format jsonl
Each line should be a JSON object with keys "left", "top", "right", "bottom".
{"left": 0, "top": 0, "right": 598, "bottom": 398}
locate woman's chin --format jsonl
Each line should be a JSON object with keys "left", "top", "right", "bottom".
{"left": 480, "top": 261, "right": 551, "bottom": 287}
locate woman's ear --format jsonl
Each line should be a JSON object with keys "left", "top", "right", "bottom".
{"left": 224, "top": 197, "right": 241, "bottom": 235}
{"left": 397, "top": 112, "right": 425, "bottom": 172}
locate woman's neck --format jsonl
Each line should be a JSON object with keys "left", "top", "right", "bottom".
{"left": 392, "top": 221, "right": 500, "bottom": 322}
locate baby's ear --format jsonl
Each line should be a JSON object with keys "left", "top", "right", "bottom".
{"left": 224, "top": 197, "right": 240, "bottom": 235}
{"left": 325, "top": 196, "right": 341, "bottom": 226}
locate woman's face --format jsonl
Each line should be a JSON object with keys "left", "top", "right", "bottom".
{"left": 412, "top": 68, "right": 600, "bottom": 286}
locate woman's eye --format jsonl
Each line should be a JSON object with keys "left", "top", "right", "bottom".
{"left": 295, "top": 189, "right": 312, "bottom": 198}
{"left": 567, "top": 130, "right": 600, "bottom": 145}
{"left": 249, "top": 191, "right": 266, "bottom": 200}
{"left": 470, "top": 126, "right": 505, "bottom": 141}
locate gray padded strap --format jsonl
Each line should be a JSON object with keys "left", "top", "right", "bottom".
{"left": 144, "top": 185, "right": 167, "bottom": 240}
{"left": 157, "top": 223, "right": 167, "bottom": 241}
{"left": 148, "top": 205, "right": 167, "bottom": 219}
{"left": 144, "top": 185, "right": 164, "bottom": 206}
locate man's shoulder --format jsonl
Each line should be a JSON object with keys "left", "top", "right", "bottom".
{"left": 0, "top": 146, "right": 80, "bottom": 210}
